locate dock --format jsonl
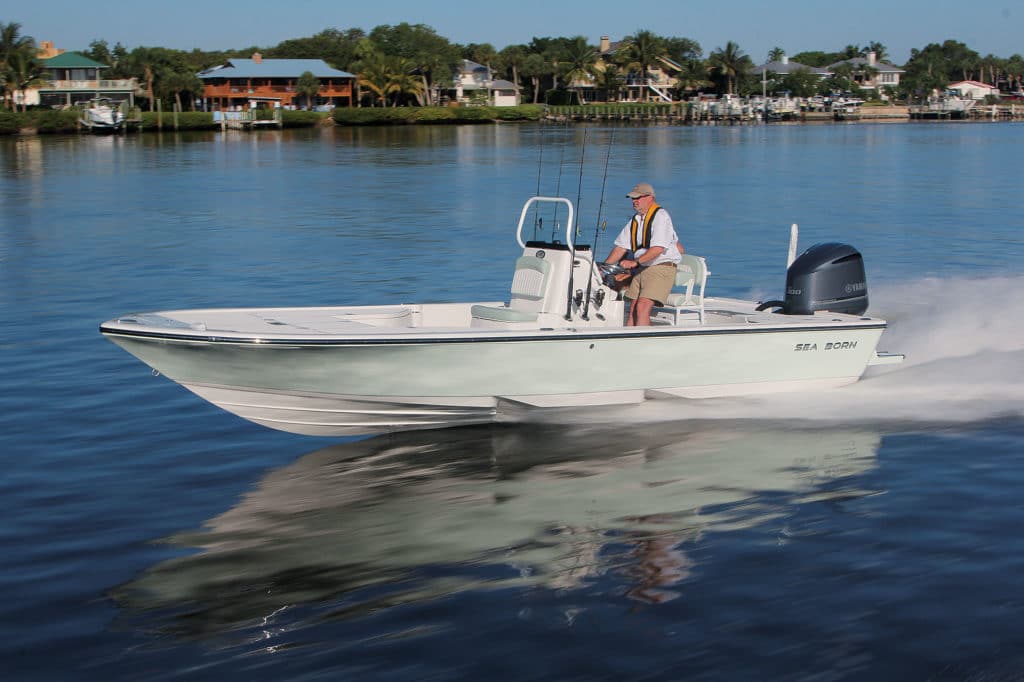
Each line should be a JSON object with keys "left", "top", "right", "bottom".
{"left": 213, "top": 109, "right": 284, "bottom": 130}
{"left": 909, "top": 102, "right": 1023, "bottom": 120}
{"left": 545, "top": 100, "right": 1023, "bottom": 125}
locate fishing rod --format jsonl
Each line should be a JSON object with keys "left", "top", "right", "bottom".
{"left": 564, "top": 128, "right": 588, "bottom": 321}
{"left": 551, "top": 123, "right": 568, "bottom": 242}
{"left": 532, "top": 127, "right": 545, "bottom": 242}
{"left": 581, "top": 129, "right": 615, "bottom": 321}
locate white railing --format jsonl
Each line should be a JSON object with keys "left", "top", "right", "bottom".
{"left": 646, "top": 80, "right": 673, "bottom": 103}
{"left": 43, "top": 79, "right": 138, "bottom": 90}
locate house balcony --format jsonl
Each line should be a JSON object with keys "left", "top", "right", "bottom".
{"left": 39, "top": 79, "right": 140, "bottom": 93}
{"left": 202, "top": 83, "right": 353, "bottom": 99}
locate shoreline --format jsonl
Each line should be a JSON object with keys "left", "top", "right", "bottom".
{"left": 5, "top": 103, "right": 1023, "bottom": 136}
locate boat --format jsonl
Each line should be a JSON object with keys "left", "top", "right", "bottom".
{"left": 910, "top": 94, "right": 977, "bottom": 119}
{"left": 831, "top": 96, "right": 864, "bottom": 120}
{"left": 80, "top": 97, "right": 125, "bottom": 133}
{"left": 99, "top": 196, "right": 904, "bottom": 436}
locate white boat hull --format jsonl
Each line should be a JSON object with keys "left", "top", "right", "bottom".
{"left": 104, "top": 306, "right": 885, "bottom": 436}
{"left": 81, "top": 100, "right": 125, "bottom": 132}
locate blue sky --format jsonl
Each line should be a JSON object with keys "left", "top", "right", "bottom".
{"left": 11, "top": 0, "right": 1021, "bottom": 64}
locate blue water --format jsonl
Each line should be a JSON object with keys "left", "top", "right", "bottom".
{"left": 2, "top": 122, "right": 1023, "bottom": 680}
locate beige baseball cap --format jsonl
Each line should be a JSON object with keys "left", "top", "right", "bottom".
{"left": 626, "top": 182, "right": 655, "bottom": 198}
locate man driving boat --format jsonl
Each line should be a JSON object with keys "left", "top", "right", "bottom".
{"left": 604, "top": 183, "right": 682, "bottom": 326}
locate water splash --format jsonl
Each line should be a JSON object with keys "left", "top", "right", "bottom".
{"left": 526, "top": 275, "right": 1024, "bottom": 427}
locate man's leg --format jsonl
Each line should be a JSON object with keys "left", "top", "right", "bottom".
{"left": 632, "top": 297, "right": 655, "bottom": 326}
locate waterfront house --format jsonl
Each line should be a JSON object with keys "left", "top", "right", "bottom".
{"left": 197, "top": 54, "right": 356, "bottom": 110}
{"left": 598, "top": 36, "right": 679, "bottom": 102}
{"left": 826, "top": 52, "right": 904, "bottom": 93}
{"left": 23, "top": 41, "right": 140, "bottom": 108}
{"left": 948, "top": 80, "right": 999, "bottom": 100}
{"left": 750, "top": 55, "right": 830, "bottom": 79}
{"left": 448, "top": 59, "right": 519, "bottom": 106}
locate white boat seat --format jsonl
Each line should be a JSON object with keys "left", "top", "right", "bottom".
{"left": 662, "top": 255, "right": 709, "bottom": 324}
{"left": 470, "top": 304, "right": 538, "bottom": 322}
{"left": 471, "top": 255, "right": 553, "bottom": 324}
{"left": 508, "top": 255, "right": 552, "bottom": 306}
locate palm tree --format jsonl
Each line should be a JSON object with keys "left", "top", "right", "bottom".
{"left": 499, "top": 44, "right": 528, "bottom": 101}
{"left": 977, "top": 54, "right": 1002, "bottom": 86}
{"left": 296, "top": 70, "right": 321, "bottom": 109}
{"left": 356, "top": 52, "right": 392, "bottom": 107}
{"left": 560, "top": 36, "right": 597, "bottom": 104}
{"left": 767, "top": 47, "right": 785, "bottom": 63}
{"left": 618, "top": 29, "right": 666, "bottom": 101}
{"left": 865, "top": 42, "right": 889, "bottom": 63}
{"left": 708, "top": 41, "right": 752, "bottom": 95}
{"left": 520, "top": 52, "right": 550, "bottom": 104}
{"left": 596, "top": 65, "right": 624, "bottom": 102}
{"left": 350, "top": 38, "right": 380, "bottom": 107}
{"left": 4, "top": 49, "right": 45, "bottom": 111}
{"left": 673, "top": 58, "right": 712, "bottom": 95}
{"left": 119, "top": 47, "right": 186, "bottom": 112}
{"left": 0, "top": 22, "right": 37, "bottom": 110}
{"left": 842, "top": 44, "right": 862, "bottom": 59}
{"left": 158, "top": 69, "right": 204, "bottom": 112}
{"left": 1005, "top": 54, "right": 1024, "bottom": 91}
{"left": 412, "top": 52, "right": 448, "bottom": 106}
{"left": 385, "top": 57, "right": 423, "bottom": 106}
{"left": 465, "top": 43, "right": 497, "bottom": 70}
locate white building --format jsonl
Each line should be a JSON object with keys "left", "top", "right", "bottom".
{"left": 948, "top": 80, "right": 999, "bottom": 100}
{"left": 450, "top": 59, "right": 519, "bottom": 106}
{"left": 826, "top": 52, "right": 904, "bottom": 92}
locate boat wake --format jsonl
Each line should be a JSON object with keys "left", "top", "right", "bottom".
{"left": 513, "top": 275, "right": 1024, "bottom": 428}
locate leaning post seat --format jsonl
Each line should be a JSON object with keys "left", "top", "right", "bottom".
{"left": 471, "top": 254, "right": 553, "bottom": 323}
{"left": 658, "top": 254, "right": 709, "bottom": 324}
{"left": 470, "top": 242, "right": 589, "bottom": 325}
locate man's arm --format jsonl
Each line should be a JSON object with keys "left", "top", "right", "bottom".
{"left": 605, "top": 245, "right": 627, "bottom": 264}
{"left": 635, "top": 246, "right": 665, "bottom": 266}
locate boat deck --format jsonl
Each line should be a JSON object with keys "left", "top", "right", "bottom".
{"left": 102, "top": 297, "right": 882, "bottom": 343}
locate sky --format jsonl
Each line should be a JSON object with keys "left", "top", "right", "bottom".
{"left": 10, "top": 0, "right": 1021, "bottom": 65}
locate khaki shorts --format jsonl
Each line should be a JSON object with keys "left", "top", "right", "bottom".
{"left": 624, "top": 262, "right": 676, "bottom": 306}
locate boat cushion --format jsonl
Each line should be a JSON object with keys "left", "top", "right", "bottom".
{"left": 510, "top": 256, "right": 552, "bottom": 301}
{"left": 470, "top": 304, "right": 538, "bottom": 322}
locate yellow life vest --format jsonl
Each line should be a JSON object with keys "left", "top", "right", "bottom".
{"left": 629, "top": 204, "right": 662, "bottom": 253}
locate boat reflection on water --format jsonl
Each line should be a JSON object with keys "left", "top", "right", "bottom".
{"left": 113, "top": 421, "right": 882, "bottom": 641}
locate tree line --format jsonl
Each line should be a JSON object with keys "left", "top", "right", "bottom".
{"left": 3, "top": 19, "right": 1023, "bottom": 111}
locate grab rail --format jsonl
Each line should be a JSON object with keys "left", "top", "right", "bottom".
{"left": 515, "top": 196, "right": 574, "bottom": 249}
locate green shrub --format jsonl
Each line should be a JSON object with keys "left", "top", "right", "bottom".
{"left": 493, "top": 105, "right": 543, "bottom": 121}
{"left": 453, "top": 106, "right": 496, "bottom": 121}
{"left": 333, "top": 107, "right": 397, "bottom": 125}
{"left": 0, "top": 111, "right": 22, "bottom": 134}
{"left": 139, "top": 111, "right": 216, "bottom": 130}
{"left": 332, "top": 105, "right": 541, "bottom": 125}
{"left": 30, "top": 109, "right": 81, "bottom": 133}
{"left": 281, "top": 110, "right": 324, "bottom": 127}
{"left": 410, "top": 107, "right": 457, "bottom": 122}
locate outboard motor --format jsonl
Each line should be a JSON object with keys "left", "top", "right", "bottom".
{"left": 758, "top": 242, "right": 869, "bottom": 315}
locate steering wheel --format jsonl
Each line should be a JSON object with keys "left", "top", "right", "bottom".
{"left": 597, "top": 262, "right": 630, "bottom": 276}
{"left": 597, "top": 262, "right": 635, "bottom": 289}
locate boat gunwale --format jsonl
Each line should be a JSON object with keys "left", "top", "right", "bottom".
{"left": 99, "top": 319, "right": 888, "bottom": 346}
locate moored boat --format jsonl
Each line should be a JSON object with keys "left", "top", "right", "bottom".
{"left": 80, "top": 97, "right": 125, "bottom": 133}
{"left": 100, "top": 196, "right": 903, "bottom": 436}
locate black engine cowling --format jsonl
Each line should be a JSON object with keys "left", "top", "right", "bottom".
{"left": 760, "top": 242, "right": 869, "bottom": 315}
